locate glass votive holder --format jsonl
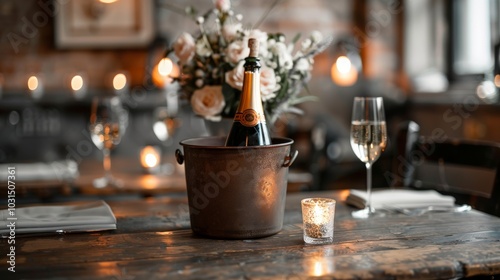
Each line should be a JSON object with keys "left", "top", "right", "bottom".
{"left": 301, "top": 198, "right": 336, "bottom": 245}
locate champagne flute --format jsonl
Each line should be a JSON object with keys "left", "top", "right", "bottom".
{"left": 89, "top": 96, "right": 126, "bottom": 188}
{"left": 350, "top": 97, "right": 387, "bottom": 218}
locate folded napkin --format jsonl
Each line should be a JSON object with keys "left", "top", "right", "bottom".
{"left": 345, "top": 189, "right": 456, "bottom": 209}
{"left": 0, "top": 160, "right": 79, "bottom": 182}
{"left": 0, "top": 201, "right": 116, "bottom": 236}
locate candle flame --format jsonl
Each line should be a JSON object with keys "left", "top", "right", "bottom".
{"left": 28, "top": 76, "right": 39, "bottom": 91}
{"left": 113, "top": 73, "right": 127, "bottom": 90}
{"left": 140, "top": 146, "right": 160, "bottom": 170}
{"left": 145, "top": 153, "right": 158, "bottom": 168}
{"left": 71, "top": 75, "right": 84, "bottom": 91}
{"left": 336, "top": 56, "right": 351, "bottom": 74}
{"left": 313, "top": 204, "right": 324, "bottom": 225}
{"left": 331, "top": 56, "right": 358, "bottom": 87}
{"left": 158, "top": 58, "right": 173, "bottom": 77}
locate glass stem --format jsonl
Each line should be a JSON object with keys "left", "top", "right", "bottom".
{"left": 103, "top": 148, "right": 112, "bottom": 181}
{"left": 366, "top": 163, "right": 372, "bottom": 213}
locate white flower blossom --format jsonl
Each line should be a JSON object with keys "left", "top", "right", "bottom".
{"left": 295, "top": 57, "right": 311, "bottom": 72}
{"left": 173, "top": 32, "right": 195, "bottom": 64}
{"left": 225, "top": 41, "right": 247, "bottom": 64}
{"left": 301, "top": 39, "right": 312, "bottom": 51}
{"left": 270, "top": 42, "right": 293, "bottom": 71}
{"left": 260, "top": 66, "right": 278, "bottom": 101}
{"left": 195, "top": 69, "right": 205, "bottom": 77}
{"left": 225, "top": 61, "right": 245, "bottom": 90}
{"left": 190, "top": 86, "right": 225, "bottom": 119}
{"left": 222, "top": 23, "right": 242, "bottom": 42}
{"left": 311, "top": 31, "right": 323, "bottom": 44}
{"left": 213, "top": 0, "right": 230, "bottom": 12}
{"left": 196, "top": 39, "right": 212, "bottom": 57}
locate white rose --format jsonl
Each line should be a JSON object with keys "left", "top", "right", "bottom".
{"left": 190, "top": 86, "right": 225, "bottom": 118}
{"left": 260, "top": 66, "right": 278, "bottom": 101}
{"left": 173, "top": 32, "right": 195, "bottom": 64}
{"left": 213, "top": 0, "right": 230, "bottom": 12}
{"left": 222, "top": 23, "right": 242, "bottom": 42}
{"left": 225, "top": 62, "right": 245, "bottom": 90}
{"left": 225, "top": 41, "right": 247, "bottom": 64}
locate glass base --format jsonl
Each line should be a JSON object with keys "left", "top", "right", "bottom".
{"left": 304, "top": 235, "right": 333, "bottom": 245}
{"left": 93, "top": 176, "right": 123, "bottom": 189}
{"left": 351, "top": 207, "right": 386, "bottom": 218}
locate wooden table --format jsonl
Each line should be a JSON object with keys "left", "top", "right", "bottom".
{"left": 1, "top": 190, "right": 500, "bottom": 279}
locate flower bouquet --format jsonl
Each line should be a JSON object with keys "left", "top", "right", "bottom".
{"left": 168, "top": 0, "right": 331, "bottom": 125}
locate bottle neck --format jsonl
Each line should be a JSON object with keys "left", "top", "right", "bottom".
{"left": 244, "top": 56, "right": 261, "bottom": 72}
{"left": 234, "top": 56, "right": 266, "bottom": 126}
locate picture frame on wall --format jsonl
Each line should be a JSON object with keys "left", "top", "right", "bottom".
{"left": 55, "top": 0, "right": 154, "bottom": 49}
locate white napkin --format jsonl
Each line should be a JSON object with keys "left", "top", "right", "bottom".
{"left": 0, "top": 160, "right": 79, "bottom": 182}
{"left": 345, "top": 189, "right": 456, "bottom": 209}
{"left": 0, "top": 201, "right": 116, "bottom": 236}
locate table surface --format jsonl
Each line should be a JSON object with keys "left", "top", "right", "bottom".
{"left": 1, "top": 190, "right": 500, "bottom": 279}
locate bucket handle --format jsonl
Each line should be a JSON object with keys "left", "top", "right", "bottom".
{"left": 175, "top": 149, "right": 184, "bottom": 165}
{"left": 283, "top": 150, "right": 298, "bottom": 167}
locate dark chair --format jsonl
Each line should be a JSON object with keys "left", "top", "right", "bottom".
{"left": 390, "top": 120, "right": 421, "bottom": 188}
{"left": 409, "top": 137, "right": 500, "bottom": 217}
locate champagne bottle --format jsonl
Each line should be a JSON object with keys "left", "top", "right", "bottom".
{"left": 225, "top": 38, "right": 272, "bottom": 146}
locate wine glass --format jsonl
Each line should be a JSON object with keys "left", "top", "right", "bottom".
{"left": 350, "top": 97, "right": 387, "bottom": 218}
{"left": 89, "top": 96, "right": 127, "bottom": 188}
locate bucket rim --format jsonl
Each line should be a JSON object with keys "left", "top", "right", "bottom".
{"left": 179, "top": 136, "right": 294, "bottom": 149}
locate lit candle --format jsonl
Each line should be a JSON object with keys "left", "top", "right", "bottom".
{"left": 113, "top": 72, "right": 128, "bottom": 95}
{"left": 301, "top": 198, "right": 336, "bottom": 244}
{"left": 71, "top": 74, "right": 87, "bottom": 100}
{"left": 153, "top": 57, "right": 181, "bottom": 87}
{"left": 158, "top": 58, "right": 173, "bottom": 84}
{"left": 140, "top": 146, "right": 161, "bottom": 173}
{"left": 153, "top": 58, "right": 180, "bottom": 116}
{"left": 28, "top": 75, "right": 44, "bottom": 100}
{"left": 330, "top": 56, "right": 358, "bottom": 87}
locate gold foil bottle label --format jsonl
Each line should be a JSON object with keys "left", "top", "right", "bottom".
{"left": 234, "top": 109, "right": 265, "bottom": 127}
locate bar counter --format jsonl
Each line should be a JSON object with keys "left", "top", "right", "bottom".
{"left": 1, "top": 190, "right": 499, "bottom": 279}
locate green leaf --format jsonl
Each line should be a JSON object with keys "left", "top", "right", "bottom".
{"left": 291, "top": 33, "right": 301, "bottom": 44}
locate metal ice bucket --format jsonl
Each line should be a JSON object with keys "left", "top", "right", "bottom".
{"left": 176, "top": 137, "right": 297, "bottom": 239}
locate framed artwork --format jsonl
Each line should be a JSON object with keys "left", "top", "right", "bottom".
{"left": 55, "top": 0, "right": 154, "bottom": 49}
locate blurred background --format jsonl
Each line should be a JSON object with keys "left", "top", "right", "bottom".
{"left": 0, "top": 0, "right": 499, "bottom": 200}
